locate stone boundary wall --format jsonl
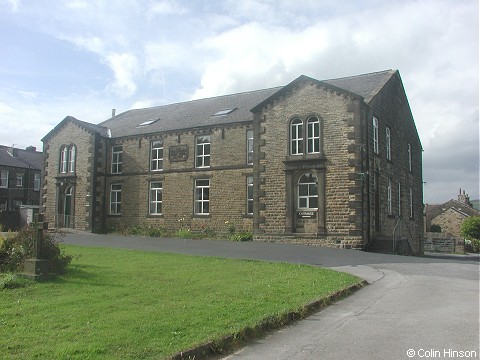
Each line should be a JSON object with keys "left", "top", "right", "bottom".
{"left": 424, "top": 232, "right": 464, "bottom": 253}
{"left": 254, "top": 235, "right": 363, "bottom": 250}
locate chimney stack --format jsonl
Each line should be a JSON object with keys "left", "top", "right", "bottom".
{"left": 112, "top": 108, "right": 116, "bottom": 118}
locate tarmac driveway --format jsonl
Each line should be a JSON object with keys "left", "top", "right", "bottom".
{"left": 63, "top": 233, "right": 479, "bottom": 360}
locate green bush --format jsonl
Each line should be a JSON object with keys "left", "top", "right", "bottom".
{"left": 230, "top": 232, "right": 253, "bottom": 242}
{"left": 0, "top": 273, "right": 31, "bottom": 289}
{"left": 0, "top": 227, "right": 72, "bottom": 274}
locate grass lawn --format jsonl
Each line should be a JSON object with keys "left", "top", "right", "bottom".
{"left": 1, "top": 245, "right": 361, "bottom": 359}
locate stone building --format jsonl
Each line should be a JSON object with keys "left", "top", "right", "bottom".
{"left": 425, "top": 189, "right": 480, "bottom": 238}
{"left": 41, "top": 70, "right": 423, "bottom": 254}
{"left": 0, "top": 145, "right": 43, "bottom": 211}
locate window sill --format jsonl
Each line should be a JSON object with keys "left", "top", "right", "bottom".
{"left": 193, "top": 214, "right": 211, "bottom": 218}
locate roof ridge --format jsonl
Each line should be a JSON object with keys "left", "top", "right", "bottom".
{"left": 323, "top": 69, "right": 395, "bottom": 82}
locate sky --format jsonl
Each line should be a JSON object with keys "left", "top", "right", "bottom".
{"left": 0, "top": 0, "right": 478, "bottom": 204}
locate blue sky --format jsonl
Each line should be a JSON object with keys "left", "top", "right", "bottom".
{"left": 0, "top": 0, "right": 478, "bottom": 203}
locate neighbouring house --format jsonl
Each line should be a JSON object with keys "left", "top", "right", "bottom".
{"left": 0, "top": 145, "right": 43, "bottom": 211}
{"left": 41, "top": 70, "right": 424, "bottom": 254}
{"left": 0, "top": 145, "right": 43, "bottom": 229}
{"left": 425, "top": 189, "right": 480, "bottom": 238}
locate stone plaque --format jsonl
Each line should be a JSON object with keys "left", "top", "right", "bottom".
{"left": 297, "top": 211, "right": 317, "bottom": 219}
{"left": 169, "top": 145, "right": 189, "bottom": 162}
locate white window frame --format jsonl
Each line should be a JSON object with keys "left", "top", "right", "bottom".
{"left": 387, "top": 178, "right": 392, "bottom": 215}
{"left": 195, "top": 136, "right": 210, "bottom": 168}
{"left": 149, "top": 181, "right": 163, "bottom": 215}
{"left": 60, "top": 146, "right": 68, "bottom": 173}
{"left": 290, "top": 118, "right": 304, "bottom": 155}
{"left": 0, "top": 170, "right": 9, "bottom": 188}
{"left": 247, "top": 129, "right": 254, "bottom": 165}
{"left": 386, "top": 127, "right": 391, "bottom": 160}
{"left": 16, "top": 174, "right": 23, "bottom": 187}
{"left": 111, "top": 146, "right": 123, "bottom": 174}
{"left": 110, "top": 184, "right": 122, "bottom": 215}
{"left": 247, "top": 175, "right": 253, "bottom": 215}
{"left": 398, "top": 181, "right": 401, "bottom": 216}
{"left": 407, "top": 143, "right": 412, "bottom": 172}
{"left": 306, "top": 116, "right": 320, "bottom": 154}
{"left": 409, "top": 187, "right": 414, "bottom": 218}
{"left": 298, "top": 173, "right": 318, "bottom": 210}
{"left": 194, "top": 179, "right": 210, "bottom": 215}
{"left": 68, "top": 145, "right": 76, "bottom": 172}
{"left": 373, "top": 117, "right": 379, "bottom": 154}
{"left": 150, "top": 140, "right": 164, "bottom": 171}
{"left": 34, "top": 173, "right": 41, "bottom": 191}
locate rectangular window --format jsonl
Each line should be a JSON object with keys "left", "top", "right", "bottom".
{"left": 111, "top": 146, "right": 123, "bottom": 174}
{"left": 409, "top": 187, "right": 414, "bottom": 218}
{"left": 110, "top": 184, "right": 122, "bottom": 215}
{"left": 386, "top": 127, "right": 391, "bottom": 160}
{"left": 387, "top": 178, "right": 392, "bottom": 215}
{"left": 195, "top": 136, "right": 210, "bottom": 168}
{"left": 247, "top": 129, "right": 253, "bottom": 165}
{"left": 0, "top": 170, "right": 8, "bottom": 188}
{"left": 247, "top": 176, "right": 253, "bottom": 215}
{"left": 149, "top": 181, "right": 163, "bottom": 215}
{"left": 407, "top": 143, "right": 412, "bottom": 172}
{"left": 373, "top": 117, "right": 379, "bottom": 154}
{"left": 398, "top": 181, "right": 401, "bottom": 216}
{"left": 16, "top": 175, "right": 23, "bottom": 187}
{"left": 34, "top": 173, "right": 41, "bottom": 191}
{"left": 150, "top": 140, "right": 164, "bottom": 171}
{"left": 194, "top": 179, "right": 210, "bottom": 215}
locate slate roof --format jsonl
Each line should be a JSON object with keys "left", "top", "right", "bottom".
{"left": 0, "top": 145, "right": 44, "bottom": 170}
{"left": 93, "top": 70, "right": 396, "bottom": 139}
{"left": 42, "top": 116, "right": 110, "bottom": 142}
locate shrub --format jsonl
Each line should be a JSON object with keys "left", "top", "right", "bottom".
{"left": 0, "top": 227, "right": 72, "bottom": 274}
{"left": 0, "top": 273, "right": 31, "bottom": 289}
{"left": 230, "top": 232, "right": 253, "bottom": 242}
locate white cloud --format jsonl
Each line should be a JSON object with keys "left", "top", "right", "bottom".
{"left": 105, "top": 53, "right": 140, "bottom": 97}
{"left": 148, "top": 0, "right": 187, "bottom": 16}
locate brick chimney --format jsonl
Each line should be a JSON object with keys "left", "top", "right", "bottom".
{"left": 26, "top": 146, "right": 37, "bottom": 152}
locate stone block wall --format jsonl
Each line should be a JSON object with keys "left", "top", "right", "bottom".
{"left": 43, "top": 121, "right": 95, "bottom": 230}
{"left": 253, "top": 80, "right": 363, "bottom": 248}
{"left": 367, "top": 72, "right": 424, "bottom": 255}
{"left": 103, "top": 124, "right": 254, "bottom": 234}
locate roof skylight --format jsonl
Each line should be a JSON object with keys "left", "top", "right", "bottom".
{"left": 136, "top": 119, "right": 158, "bottom": 128}
{"left": 212, "top": 108, "right": 237, "bottom": 116}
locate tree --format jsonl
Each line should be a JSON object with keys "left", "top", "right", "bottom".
{"left": 461, "top": 216, "right": 480, "bottom": 253}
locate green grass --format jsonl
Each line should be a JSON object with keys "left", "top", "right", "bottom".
{"left": 0, "top": 245, "right": 361, "bottom": 359}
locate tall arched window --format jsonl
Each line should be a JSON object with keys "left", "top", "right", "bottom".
{"left": 298, "top": 173, "right": 318, "bottom": 209}
{"left": 290, "top": 118, "right": 303, "bottom": 155}
{"left": 68, "top": 145, "right": 76, "bottom": 173}
{"left": 306, "top": 117, "right": 320, "bottom": 154}
{"left": 60, "top": 146, "right": 68, "bottom": 173}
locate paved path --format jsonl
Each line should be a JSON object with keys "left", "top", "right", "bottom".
{"left": 63, "top": 233, "right": 479, "bottom": 360}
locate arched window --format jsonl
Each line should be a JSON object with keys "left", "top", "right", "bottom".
{"left": 68, "top": 145, "right": 76, "bottom": 172}
{"left": 306, "top": 117, "right": 320, "bottom": 154}
{"left": 298, "top": 173, "right": 318, "bottom": 209}
{"left": 290, "top": 118, "right": 303, "bottom": 155}
{"left": 60, "top": 146, "right": 68, "bottom": 173}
